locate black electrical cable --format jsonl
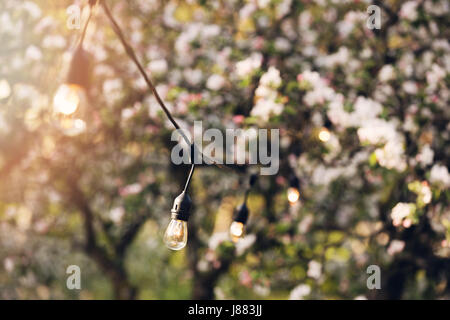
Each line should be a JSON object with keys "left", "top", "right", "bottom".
{"left": 101, "top": 0, "right": 182, "bottom": 131}
{"left": 78, "top": 2, "right": 94, "bottom": 48}
{"left": 100, "top": 0, "right": 245, "bottom": 172}
{"left": 183, "top": 163, "right": 196, "bottom": 193}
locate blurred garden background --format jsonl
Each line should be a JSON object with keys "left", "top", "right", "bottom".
{"left": 0, "top": 0, "right": 449, "bottom": 300}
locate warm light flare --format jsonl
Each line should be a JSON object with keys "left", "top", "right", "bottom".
{"left": 318, "top": 127, "right": 331, "bottom": 142}
{"left": 287, "top": 187, "right": 300, "bottom": 204}
{"left": 230, "top": 221, "right": 244, "bottom": 243}
{"left": 53, "top": 84, "right": 83, "bottom": 116}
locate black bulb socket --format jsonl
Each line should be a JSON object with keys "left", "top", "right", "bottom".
{"left": 249, "top": 174, "right": 258, "bottom": 187}
{"left": 171, "top": 191, "right": 192, "bottom": 222}
{"left": 289, "top": 176, "right": 300, "bottom": 190}
{"left": 233, "top": 203, "right": 249, "bottom": 224}
{"left": 66, "top": 46, "right": 91, "bottom": 89}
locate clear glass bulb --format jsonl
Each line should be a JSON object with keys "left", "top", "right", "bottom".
{"left": 53, "top": 84, "right": 83, "bottom": 116}
{"left": 164, "top": 219, "right": 188, "bottom": 250}
{"left": 230, "top": 221, "right": 244, "bottom": 243}
{"left": 287, "top": 187, "right": 300, "bottom": 204}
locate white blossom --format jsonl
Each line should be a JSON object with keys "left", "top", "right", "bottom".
{"left": 42, "top": 35, "right": 66, "bottom": 49}
{"left": 430, "top": 164, "right": 450, "bottom": 187}
{"left": 235, "top": 53, "right": 263, "bottom": 79}
{"left": 235, "top": 234, "right": 257, "bottom": 256}
{"left": 298, "top": 70, "right": 335, "bottom": 106}
{"left": 378, "top": 65, "right": 395, "bottom": 82}
{"left": 260, "top": 66, "right": 282, "bottom": 88}
{"left": 357, "top": 119, "right": 397, "bottom": 145}
{"left": 251, "top": 99, "right": 283, "bottom": 122}
{"left": 0, "top": 79, "right": 12, "bottom": 99}
{"left": 402, "top": 81, "right": 418, "bottom": 95}
{"left": 22, "top": 1, "right": 42, "bottom": 19}
{"left": 257, "top": 0, "right": 271, "bottom": 9}
{"left": 416, "top": 144, "right": 434, "bottom": 166}
{"left": 426, "top": 63, "right": 445, "bottom": 91}
{"left": 289, "top": 284, "right": 311, "bottom": 300}
{"left": 208, "top": 232, "right": 228, "bottom": 250}
{"left": 375, "top": 140, "right": 407, "bottom": 171}
{"left": 387, "top": 240, "right": 405, "bottom": 256}
{"left": 110, "top": 207, "right": 125, "bottom": 224}
{"left": 274, "top": 37, "right": 291, "bottom": 52}
{"left": 206, "top": 74, "right": 226, "bottom": 91}
{"left": 251, "top": 67, "right": 284, "bottom": 121}
{"left": 391, "top": 203, "right": 414, "bottom": 226}
{"left": 148, "top": 59, "right": 168, "bottom": 75}
{"left": 307, "top": 260, "right": 322, "bottom": 279}
{"left": 352, "top": 97, "right": 383, "bottom": 125}
{"left": 183, "top": 68, "right": 203, "bottom": 86}
{"left": 400, "top": 1, "right": 419, "bottom": 21}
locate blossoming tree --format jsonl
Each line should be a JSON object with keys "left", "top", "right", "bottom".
{"left": 0, "top": 0, "right": 449, "bottom": 299}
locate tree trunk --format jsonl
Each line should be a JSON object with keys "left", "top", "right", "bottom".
{"left": 192, "top": 273, "right": 215, "bottom": 300}
{"left": 112, "top": 277, "right": 137, "bottom": 300}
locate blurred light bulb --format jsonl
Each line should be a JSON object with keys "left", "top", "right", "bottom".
{"left": 164, "top": 219, "right": 188, "bottom": 250}
{"left": 318, "top": 127, "right": 331, "bottom": 142}
{"left": 52, "top": 84, "right": 86, "bottom": 136}
{"left": 53, "top": 84, "right": 83, "bottom": 116}
{"left": 230, "top": 221, "right": 244, "bottom": 243}
{"left": 287, "top": 187, "right": 300, "bottom": 204}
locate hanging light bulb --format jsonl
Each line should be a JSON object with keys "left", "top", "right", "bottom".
{"left": 287, "top": 176, "right": 300, "bottom": 205}
{"left": 53, "top": 46, "right": 91, "bottom": 136}
{"left": 164, "top": 191, "right": 192, "bottom": 250}
{"left": 230, "top": 203, "right": 249, "bottom": 243}
{"left": 318, "top": 118, "right": 332, "bottom": 142}
{"left": 53, "top": 84, "right": 83, "bottom": 116}
{"left": 318, "top": 127, "right": 331, "bottom": 142}
{"left": 229, "top": 174, "right": 256, "bottom": 243}
{"left": 287, "top": 187, "right": 300, "bottom": 204}
{"left": 164, "top": 219, "right": 188, "bottom": 251}
{"left": 230, "top": 221, "right": 244, "bottom": 239}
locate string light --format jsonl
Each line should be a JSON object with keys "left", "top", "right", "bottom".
{"left": 287, "top": 187, "right": 300, "bottom": 204}
{"left": 53, "top": 84, "right": 83, "bottom": 116}
{"left": 164, "top": 191, "right": 192, "bottom": 250}
{"left": 287, "top": 176, "right": 300, "bottom": 205}
{"left": 318, "top": 119, "right": 332, "bottom": 142}
{"left": 318, "top": 127, "right": 331, "bottom": 142}
{"left": 53, "top": 3, "right": 93, "bottom": 136}
{"left": 230, "top": 204, "right": 248, "bottom": 243}
{"left": 53, "top": 1, "right": 305, "bottom": 251}
{"left": 164, "top": 159, "right": 195, "bottom": 250}
{"left": 229, "top": 174, "right": 257, "bottom": 243}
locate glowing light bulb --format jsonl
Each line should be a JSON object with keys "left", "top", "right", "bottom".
{"left": 318, "top": 127, "right": 331, "bottom": 142}
{"left": 52, "top": 84, "right": 86, "bottom": 136}
{"left": 164, "top": 219, "right": 188, "bottom": 250}
{"left": 53, "top": 84, "right": 83, "bottom": 116}
{"left": 230, "top": 221, "right": 244, "bottom": 243}
{"left": 287, "top": 187, "right": 300, "bottom": 204}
